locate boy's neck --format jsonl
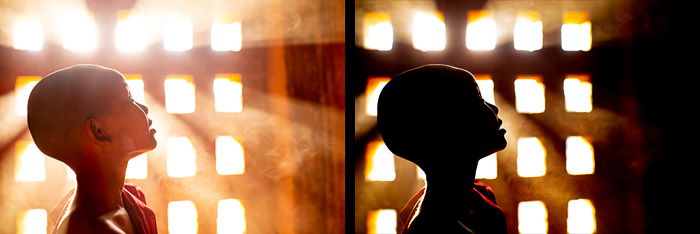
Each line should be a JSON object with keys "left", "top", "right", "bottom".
{"left": 420, "top": 159, "right": 479, "bottom": 215}
{"left": 73, "top": 157, "right": 129, "bottom": 215}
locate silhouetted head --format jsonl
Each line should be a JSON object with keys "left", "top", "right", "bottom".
{"left": 27, "top": 65, "right": 156, "bottom": 168}
{"left": 377, "top": 64, "right": 506, "bottom": 170}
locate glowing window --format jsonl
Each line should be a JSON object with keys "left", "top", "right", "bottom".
{"left": 476, "top": 153, "right": 497, "bottom": 179}
{"left": 475, "top": 75, "right": 495, "bottom": 105}
{"left": 367, "top": 209, "right": 397, "bottom": 234}
{"left": 165, "top": 75, "right": 196, "bottom": 114}
{"left": 518, "top": 201, "right": 548, "bottom": 234}
{"left": 211, "top": 22, "right": 242, "bottom": 52}
{"left": 517, "top": 137, "right": 546, "bottom": 177}
{"left": 566, "top": 136, "right": 595, "bottom": 175}
{"left": 363, "top": 12, "right": 393, "bottom": 51}
{"left": 214, "top": 74, "right": 243, "bottom": 113}
{"left": 564, "top": 74, "right": 592, "bottom": 112}
{"left": 365, "top": 77, "right": 391, "bottom": 116}
{"left": 124, "top": 74, "right": 146, "bottom": 105}
{"left": 568, "top": 199, "right": 596, "bottom": 234}
{"left": 466, "top": 10, "right": 497, "bottom": 51}
{"left": 17, "top": 209, "right": 47, "bottom": 234}
{"left": 125, "top": 154, "right": 148, "bottom": 180}
{"left": 365, "top": 141, "right": 396, "bottom": 181}
{"left": 412, "top": 12, "right": 446, "bottom": 51}
{"left": 514, "top": 75, "right": 545, "bottom": 113}
{"left": 164, "top": 15, "right": 193, "bottom": 51}
{"left": 217, "top": 199, "right": 246, "bottom": 234}
{"left": 562, "top": 12, "right": 592, "bottom": 51}
{"left": 15, "top": 141, "right": 46, "bottom": 182}
{"left": 61, "top": 13, "right": 97, "bottom": 52}
{"left": 116, "top": 11, "right": 146, "bottom": 52}
{"left": 168, "top": 201, "right": 198, "bottom": 234}
{"left": 167, "top": 137, "right": 197, "bottom": 178}
{"left": 13, "top": 18, "right": 43, "bottom": 51}
{"left": 15, "top": 76, "right": 41, "bottom": 116}
{"left": 216, "top": 136, "right": 245, "bottom": 175}
{"left": 514, "top": 11, "right": 543, "bottom": 51}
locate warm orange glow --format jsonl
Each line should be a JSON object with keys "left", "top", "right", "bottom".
{"left": 168, "top": 201, "right": 198, "bottom": 234}
{"left": 363, "top": 12, "right": 393, "bottom": 51}
{"left": 165, "top": 75, "right": 196, "bottom": 114}
{"left": 564, "top": 74, "right": 592, "bottom": 112}
{"left": 164, "top": 15, "right": 193, "bottom": 51}
{"left": 566, "top": 136, "right": 595, "bottom": 175}
{"left": 514, "top": 75, "right": 545, "bottom": 113}
{"left": 167, "top": 137, "right": 197, "bottom": 178}
{"left": 365, "top": 141, "right": 396, "bottom": 181}
{"left": 514, "top": 11, "right": 543, "bottom": 51}
{"left": 412, "top": 12, "right": 446, "bottom": 51}
{"left": 216, "top": 136, "right": 245, "bottom": 175}
{"left": 61, "top": 12, "right": 97, "bottom": 52}
{"left": 211, "top": 21, "right": 243, "bottom": 52}
{"left": 214, "top": 74, "right": 243, "bottom": 113}
{"left": 15, "top": 140, "right": 46, "bottom": 182}
{"left": 17, "top": 209, "right": 47, "bottom": 234}
{"left": 365, "top": 77, "right": 391, "bottom": 116}
{"left": 475, "top": 75, "right": 495, "bottom": 105}
{"left": 217, "top": 199, "right": 246, "bottom": 234}
{"left": 116, "top": 10, "right": 146, "bottom": 52}
{"left": 466, "top": 10, "right": 497, "bottom": 51}
{"left": 518, "top": 201, "right": 548, "bottom": 234}
{"left": 476, "top": 153, "right": 497, "bottom": 179}
{"left": 126, "top": 154, "right": 148, "bottom": 180}
{"left": 568, "top": 199, "right": 596, "bottom": 234}
{"left": 367, "top": 209, "right": 397, "bottom": 234}
{"left": 562, "top": 12, "right": 592, "bottom": 51}
{"left": 13, "top": 17, "right": 43, "bottom": 51}
{"left": 15, "top": 76, "right": 41, "bottom": 116}
{"left": 124, "top": 74, "right": 146, "bottom": 105}
{"left": 517, "top": 137, "right": 546, "bottom": 177}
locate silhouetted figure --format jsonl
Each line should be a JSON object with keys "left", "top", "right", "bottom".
{"left": 27, "top": 65, "right": 158, "bottom": 234}
{"left": 378, "top": 65, "right": 508, "bottom": 234}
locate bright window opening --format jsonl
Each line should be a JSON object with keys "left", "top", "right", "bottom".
{"left": 367, "top": 209, "right": 397, "bottom": 234}
{"left": 514, "top": 11, "right": 543, "bottom": 51}
{"left": 476, "top": 153, "right": 497, "bottom": 179}
{"left": 217, "top": 199, "right": 246, "bottom": 234}
{"left": 365, "top": 141, "right": 396, "bottom": 181}
{"left": 17, "top": 209, "right": 47, "bottom": 234}
{"left": 61, "top": 13, "right": 97, "bottom": 52}
{"left": 167, "top": 137, "right": 197, "bottom": 178}
{"left": 517, "top": 137, "right": 546, "bottom": 177}
{"left": 124, "top": 74, "right": 146, "bottom": 105}
{"left": 515, "top": 75, "right": 545, "bottom": 113}
{"left": 214, "top": 74, "right": 243, "bottom": 113}
{"left": 168, "top": 201, "right": 198, "bottom": 234}
{"left": 125, "top": 154, "right": 148, "bottom": 180}
{"left": 363, "top": 12, "right": 393, "bottom": 51}
{"left": 475, "top": 75, "right": 495, "bottom": 105}
{"left": 13, "top": 18, "right": 43, "bottom": 51}
{"left": 566, "top": 136, "right": 595, "bottom": 175}
{"left": 165, "top": 75, "right": 196, "bottom": 114}
{"left": 562, "top": 12, "right": 592, "bottom": 51}
{"left": 466, "top": 10, "right": 497, "bottom": 51}
{"left": 564, "top": 74, "right": 592, "bottom": 112}
{"left": 365, "top": 77, "right": 391, "bottom": 116}
{"left": 15, "top": 141, "right": 45, "bottom": 182}
{"left": 15, "top": 76, "right": 41, "bottom": 116}
{"left": 568, "top": 199, "right": 596, "bottom": 234}
{"left": 211, "top": 22, "right": 242, "bottom": 52}
{"left": 412, "top": 12, "right": 446, "bottom": 51}
{"left": 116, "top": 11, "right": 146, "bottom": 52}
{"left": 518, "top": 201, "right": 548, "bottom": 234}
{"left": 164, "top": 15, "right": 193, "bottom": 51}
{"left": 216, "top": 136, "right": 245, "bottom": 175}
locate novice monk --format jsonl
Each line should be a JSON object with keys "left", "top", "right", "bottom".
{"left": 27, "top": 65, "right": 158, "bottom": 234}
{"left": 377, "top": 65, "right": 508, "bottom": 234}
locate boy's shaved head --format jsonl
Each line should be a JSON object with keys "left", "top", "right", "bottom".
{"left": 27, "top": 64, "right": 126, "bottom": 164}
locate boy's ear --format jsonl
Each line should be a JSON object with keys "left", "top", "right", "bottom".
{"left": 87, "top": 118, "right": 112, "bottom": 142}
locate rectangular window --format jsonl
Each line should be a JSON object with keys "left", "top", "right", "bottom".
{"left": 564, "top": 74, "right": 592, "bottom": 112}
{"left": 164, "top": 15, "right": 193, "bottom": 51}
{"left": 363, "top": 12, "right": 393, "bottom": 51}
{"left": 15, "top": 76, "right": 41, "bottom": 116}
{"left": 562, "top": 12, "right": 592, "bottom": 51}
{"left": 566, "top": 136, "right": 595, "bottom": 175}
{"left": 115, "top": 10, "right": 146, "bottom": 52}
{"left": 15, "top": 140, "right": 45, "bottom": 182}
{"left": 365, "top": 77, "right": 391, "bottom": 116}
{"left": 514, "top": 11, "right": 543, "bottom": 51}
{"left": 216, "top": 136, "right": 245, "bottom": 175}
{"left": 518, "top": 201, "right": 548, "bottom": 234}
{"left": 476, "top": 153, "right": 497, "bottom": 179}
{"left": 217, "top": 199, "right": 246, "bottom": 234}
{"left": 475, "top": 75, "right": 495, "bottom": 105}
{"left": 214, "top": 74, "right": 243, "bottom": 113}
{"left": 412, "top": 12, "right": 446, "bottom": 51}
{"left": 124, "top": 74, "right": 146, "bottom": 105}
{"left": 365, "top": 141, "right": 396, "bottom": 181}
{"left": 517, "top": 137, "right": 546, "bottom": 177}
{"left": 13, "top": 18, "right": 43, "bottom": 51}
{"left": 167, "top": 137, "right": 197, "bottom": 178}
{"left": 16, "top": 209, "right": 47, "bottom": 234}
{"left": 514, "top": 75, "right": 545, "bottom": 113}
{"left": 367, "top": 209, "right": 397, "bottom": 234}
{"left": 568, "top": 199, "right": 596, "bottom": 234}
{"left": 125, "top": 154, "right": 148, "bottom": 180}
{"left": 61, "top": 13, "right": 97, "bottom": 52}
{"left": 211, "top": 22, "right": 242, "bottom": 52}
{"left": 466, "top": 10, "right": 497, "bottom": 51}
{"left": 165, "top": 75, "right": 196, "bottom": 114}
{"left": 168, "top": 201, "right": 198, "bottom": 234}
